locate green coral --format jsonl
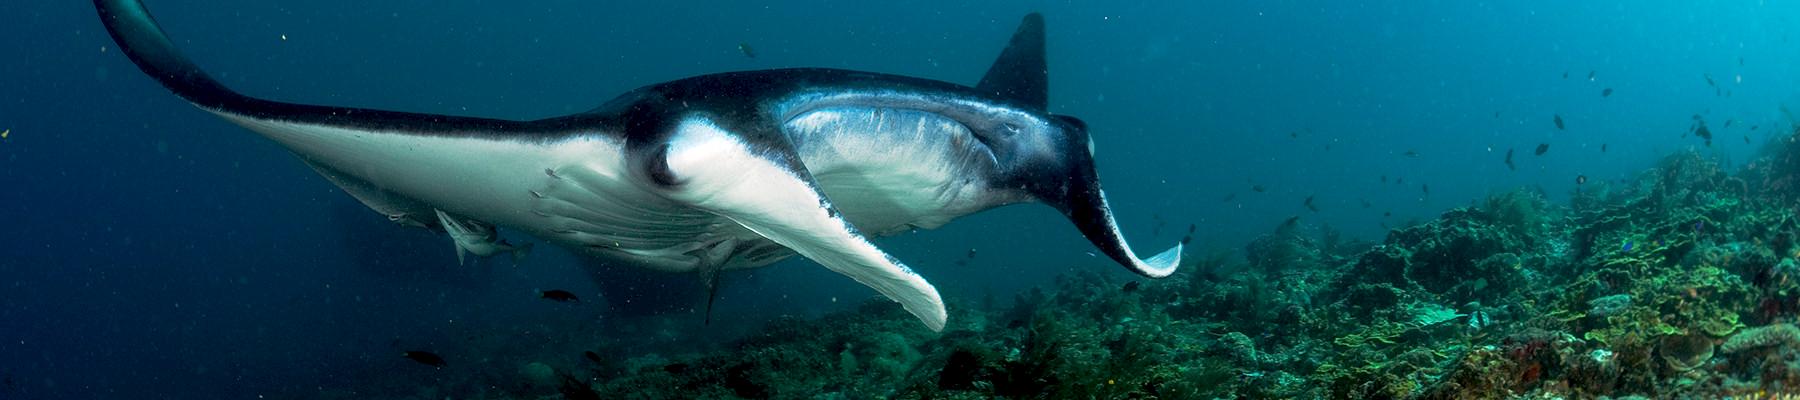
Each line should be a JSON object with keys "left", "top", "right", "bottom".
{"left": 1721, "top": 323, "right": 1800, "bottom": 353}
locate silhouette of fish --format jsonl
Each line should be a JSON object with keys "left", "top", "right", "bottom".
{"left": 1504, "top": 148, "right": 1515, "bottom": 171}
{"left": 541, "top": 290, "right": 580, "bottom": 303}
{"left": 1553, "top": 114, "right": 1565, "bottom": 130}
{"left": 1692, "top": 116, "right": 1713, "bottom": 146}
{"left": 403, "top": 351, "right": 447, "bottom": 367}
{"left": 1601, "top": 88, "right": 1613, "bottom": 97}
{"left": 1535, "top": 143, "right": 1550, "bottom": 156}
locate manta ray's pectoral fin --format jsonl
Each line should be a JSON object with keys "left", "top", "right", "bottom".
{"left": 656, "top": 116, "right": 947, "bottom": 331}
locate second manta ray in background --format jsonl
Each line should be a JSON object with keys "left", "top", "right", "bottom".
{"left": 94, "top": 0, "right": 1181, "bottom": 331}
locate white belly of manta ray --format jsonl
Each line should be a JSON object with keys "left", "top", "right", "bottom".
{"left": 224, "top": 106, "right": 1003, "bottom": 273}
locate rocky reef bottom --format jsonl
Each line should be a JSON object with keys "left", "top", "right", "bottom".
{"left": 349, "top": 132, "right": 1800, "bottom": 399}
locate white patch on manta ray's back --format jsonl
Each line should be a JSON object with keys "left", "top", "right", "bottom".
{"left": 662, "top": 115, "right": 948, "bottom": 331}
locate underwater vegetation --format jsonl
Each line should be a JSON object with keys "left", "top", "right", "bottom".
{"left": 341, "top": 127, "right": 1800, "bottom": 399}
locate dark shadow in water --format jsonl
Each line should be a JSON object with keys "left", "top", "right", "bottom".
{"left": 585, "top": 261, "right": 704, "bottom": 317}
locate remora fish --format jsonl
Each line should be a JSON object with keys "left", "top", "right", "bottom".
{"left": 93, "top": 1, "right": 1181, "bottom": 331}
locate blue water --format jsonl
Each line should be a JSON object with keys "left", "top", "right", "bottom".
{"left": 2, "top": 1, "right": 1796, "bottom": 398}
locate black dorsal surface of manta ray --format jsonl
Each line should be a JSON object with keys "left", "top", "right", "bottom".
{"left": 94, "top": 0, "right": 1182, "bottom": 331}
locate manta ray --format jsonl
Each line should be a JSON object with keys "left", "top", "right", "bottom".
{"left": 95, "top": 0, "right": 1182, "bottom": 331}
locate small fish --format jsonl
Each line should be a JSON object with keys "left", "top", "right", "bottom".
{"left": 1725, "top": 119, "right": 1734, "bottom": 128}
{"left": 1752, "top": 125, "right": 1760, "bottom": 131}
{"left": 1576, "top": 175, "right": 1587, "bottom": 185}
{"left": 1252, "top": 184, "right": 1267, "bottom": 193}
{"left": 1621, "top": 241, "right": 1634, "bottom": 252}
{"left": 403, "top": 351, "right": 447, "bottom": 367}
{"left": 1562, "top": 71, "right": 1569, "bottom": 79}
{"left": 1504, "top": 148, "right": 1515, "bottom": 171}
{"left": 584, "top": 351, "right": 603, "bottom": 364}
{"left": 1187, "top": 224, "right": 1197, "bottom": 234}
{"left": 1693, "top": 119, "right": 1713, "bottom": 146}
{"left": 965, "top": 248, "right": 978, "bottom": 259}
{"left": 1553, "top": 114, "right": 1565, "bottom": 130}
{"left": 1494, "top": 111, "right": 1501, "bottom": 118}
{"left": 1421, "top": 184, "right": 1430, "bottom": 195}
{"left": 1383, "top": 211, "right": 1392, "bottom": 217}
{"left": 1289, "top": 131, "right": 1298, "bottom": 139}
{"left": 1280, "top": 215, "right": 1301, "bottom": 229}
{"left": 1535, "top": 143, "right": 1550, "bottom": 156}
{"left": 1587, "top": 70, "right": 1596, "bottom": 81}
{"left": 1402, "top": 149, "right": 1420, "bottom": 158}
{"left": 1601, "top": 88, "right": 1613, "bottom": 97}
{"left": 1601, "top": 143, "right": 1608, "bottom": 152}
{"left": 1694, "top": 221, "right": 1705, "bottom": 232}
{"left": 1303, "top": 195, "right": 1319, "bottom": 212}
{"left": 541, "top": 290, "right": 580, "bottom": 302}
{"left": 1122, "top": 281, "right": 1141, "bottom": 292}
{"left": 1397, "top": 177, "right": 1405, "bottom": 185}
{"left": 736, "top": 43, "right": 757, "bottom": 58}
{"left": 1, "top": 129, "right": 8, "bottom": 139}
{"left": 1704, "top": 73, "right": 1717, "bottom": 87}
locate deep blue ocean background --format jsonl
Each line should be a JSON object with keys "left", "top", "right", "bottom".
{"left": 3, "top": 1, "right": 1798, "bottom": 398}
